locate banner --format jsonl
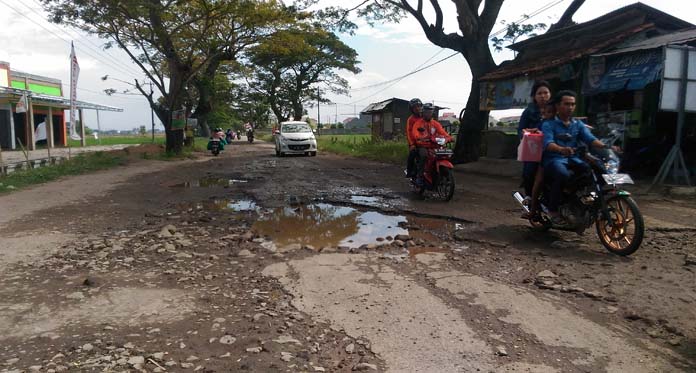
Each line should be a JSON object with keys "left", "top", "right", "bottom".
{"left": 15, "top": 92, "right": 28, "bottom": 113}
{"left": 69, "top": 42, "right": 81, "bottom": 140}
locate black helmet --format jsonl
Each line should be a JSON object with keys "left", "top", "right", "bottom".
{"left": 409, "top": 98, "right": 422, "bottom": 109}
{"left": 422, "top": 103, "right": 434, "bottom": 111}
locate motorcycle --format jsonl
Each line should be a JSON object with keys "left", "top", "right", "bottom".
{"left": 247, "top": 130, "right": 254, "bottom": 143}
{"left": 209, "top": 138, "right": 221, "bottom": 156}
{"left": 513, "top": 128, "right": 644, "bottom": 256}
{"left": 408, "top": 137, "right": 456, "bottom": 201}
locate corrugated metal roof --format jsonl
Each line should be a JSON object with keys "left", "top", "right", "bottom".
{"left": 360, "top": 98, "right": 404, "bottom": 114}
{"left": 481, "top": 23, "right": 653, "bottom": 81}
{"left": 594, "top": 28, "right": 696, "bottom": 56}
{"left": 509, "top": 3, "right": 693, "bottom": 51}
{"left": 0, "top": 86, "right": 123, "bottom": 112}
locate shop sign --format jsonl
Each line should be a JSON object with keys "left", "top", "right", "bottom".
{"left": 584, "top": 50, "right": 662, "bottom": 94}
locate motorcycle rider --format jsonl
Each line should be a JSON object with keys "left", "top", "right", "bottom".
{"left": 411, "top": 103, "right": 452, "bottom": 186}
{"left": 542, "top": 90, "right": 608, "bottom": 225}
{"left": 405, "top": 98, "right": 423, "bottom": 178}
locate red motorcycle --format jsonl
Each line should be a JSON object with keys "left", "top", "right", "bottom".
{"left": 409, "top": 137, "right": 455, "bottom": 201}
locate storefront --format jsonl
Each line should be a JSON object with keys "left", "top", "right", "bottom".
{"left": 0, "top": 61, "right": 122, "bottom": 150}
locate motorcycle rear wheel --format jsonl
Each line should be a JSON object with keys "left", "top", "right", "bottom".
{"left": 437, "top": 167, "right": 455, "bottom": 201}
{"left": 596, "top": 196, "right": 644, "bottom": 256}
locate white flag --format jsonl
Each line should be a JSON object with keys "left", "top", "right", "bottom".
{"left": 69, "top": 42, "right": 81, "bottom": 141}
{"left": 15, "top": 92, "right": 28, "bottom": 113}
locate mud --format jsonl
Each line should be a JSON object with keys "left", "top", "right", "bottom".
{"left": 1, "top": 140, "right": 695, "bottom": 372}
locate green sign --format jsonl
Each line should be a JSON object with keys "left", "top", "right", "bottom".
{"left": 171, "top": 110, "right": 186, "bottom": 130}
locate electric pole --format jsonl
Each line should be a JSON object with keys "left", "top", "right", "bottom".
{"left": 150, "top": 81, "right": 155, "bottom": 143}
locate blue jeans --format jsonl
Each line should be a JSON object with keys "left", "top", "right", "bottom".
{"left": 544, "top": 159, "right": 590, "bottom": 213}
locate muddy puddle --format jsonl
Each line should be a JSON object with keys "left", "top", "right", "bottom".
{"left": 253, "top": 203, "right": 408, "bottom": 251}
{"left": 170, "top": 176, "right": 249, "bottom": 188}
{"left": 178, "top": 199, "right": 259, "bottom": 213}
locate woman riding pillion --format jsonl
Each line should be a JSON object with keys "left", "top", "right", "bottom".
{"left": 518, "top": 81, "right": 551, "bottom": 200}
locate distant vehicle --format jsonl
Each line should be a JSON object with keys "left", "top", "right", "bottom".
{"left": 275, "top": 121, "right": 317, "bottom": 157}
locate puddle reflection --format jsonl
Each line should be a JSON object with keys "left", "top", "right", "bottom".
{"left": 171, "top": 176, "right": 248, "bottom": 188}
{"left": 253, "top": 203, "right": 407, "bottom": 250}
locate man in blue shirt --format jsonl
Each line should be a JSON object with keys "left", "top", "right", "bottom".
{"left": 542, "top": 90, "right": 607, "bottom": 224}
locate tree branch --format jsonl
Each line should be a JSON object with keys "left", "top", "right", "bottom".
{"left": 549, "top": 0, "right": 585, "bottom": 31}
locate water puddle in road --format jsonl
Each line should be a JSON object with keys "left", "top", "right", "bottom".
{"left": 253, "top": 203, "right": 407, "bottom": 251}
{"left": 177, "top": 199, "right": 259, "bottom": 213}
{"left": 170, "top": 176, "right": 249, "bottom": 188}
{"left": 350, "top": 195, "right": 381, "bottom": 207}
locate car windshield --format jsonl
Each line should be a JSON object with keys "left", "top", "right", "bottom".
{"left": 282, "top": 124, "right": 312, "bottom": 133}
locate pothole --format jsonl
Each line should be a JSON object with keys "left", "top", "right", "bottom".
{"left": 170, "top": 176, "right": 249, "bottom": 188}
{"left": 253, "top": 203, "right": 408, "bottom": 251}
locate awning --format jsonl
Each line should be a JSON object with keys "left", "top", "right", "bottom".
{"left": 0, "top": 86, "right": 123, "bottom": 112}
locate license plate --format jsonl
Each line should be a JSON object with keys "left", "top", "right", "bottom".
{"left": 603, "top": 173, "right": 634, "bottom": 184}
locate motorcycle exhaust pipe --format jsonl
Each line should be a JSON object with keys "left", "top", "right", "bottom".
{"left": 513, "top": 192, "right": 530, "bottom": 213}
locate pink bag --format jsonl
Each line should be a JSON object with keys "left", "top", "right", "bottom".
{"left": 517, "top": 132, "right": 544, "bottom": 162}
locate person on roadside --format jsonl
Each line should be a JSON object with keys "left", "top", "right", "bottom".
{"left": 405, "top": 98, "right": 423, "bottom": 178}
{"left": 542, "top": 90, "right": 608, "bottom": 225}
{"left": 518, "top": 81, "right": 551, "bottom": 201}
{"left": 411, "top": 103, "right": 452, "bottom": 186}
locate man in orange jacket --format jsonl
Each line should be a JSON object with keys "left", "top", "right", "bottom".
{"left": 411, "top": 103, "right": 452, "bottom": 186}
{"left": 405, "top": 98, "right": 422, "bottom": 177}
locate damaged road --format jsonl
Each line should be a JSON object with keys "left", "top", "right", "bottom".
{"left": 1, "top": 141, "right": 695, "bottom": 372}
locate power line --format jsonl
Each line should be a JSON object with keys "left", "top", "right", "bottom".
{"left": 340, "top": 52, "right": 460, "bottom": 105}
{"left": 0, "top": 0, "right": 144, "bottom": 80}
{"left": 27, "top": 0, "right": 145, "bottom": 78}
{"left": 349, "top": 49, "right": 446, "bottom": 91}
{"left": 335, "top": 0, "right": 568, "bottom": 106}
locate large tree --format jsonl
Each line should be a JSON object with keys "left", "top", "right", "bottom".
{"left": 249, "top": 25, "right": 360, "bottom": 122}
{"left": 332, "top": 0, "right": 585, "bottom": 163}
{"left": 42, "top": 0, "right": 291, "bottom": 153}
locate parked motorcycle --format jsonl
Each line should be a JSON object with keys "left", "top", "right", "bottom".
{"left": 513, "top": 129, "right": 644, "bottom": 256}
{"left": 408, "top": 137, "right": 456, "bottom": 201}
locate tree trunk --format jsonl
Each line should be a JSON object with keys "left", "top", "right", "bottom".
{"left": 292, "top": 102, "right": 303, "bottom": 121}
{"left": 453, "top": 44, "right": 497, "bottom": 164}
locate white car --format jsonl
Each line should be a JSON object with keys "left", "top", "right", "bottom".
{"left": 275, "top": 121, "right": 318, "bottom": 157}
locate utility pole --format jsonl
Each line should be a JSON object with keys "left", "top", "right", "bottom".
{"left": 335, "top": 104, "right": 338, "bottom": 125}
{"left": 317, "top": 87, "right": 320, "bottom": 133}
{"left": 150, "top": 81, "right": 155, "bottom": 143}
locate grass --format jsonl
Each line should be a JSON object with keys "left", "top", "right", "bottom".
{"left": 317, "top": 135, "right": 408, "bottom": 164}
{"left": 68, "top": 135, "right": 166, "bottom": 147}
{"left": 0, "top": 151, "right": 127, "bottom": 193}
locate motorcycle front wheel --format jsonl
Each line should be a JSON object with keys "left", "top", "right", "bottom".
{"left": 596, "top": 196, "right": 644, "bottom": 256}
{"left": 437, "top": 167, "right": 455, "bottom": 201}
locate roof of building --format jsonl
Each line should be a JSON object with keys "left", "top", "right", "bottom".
{"left": 0, "top": 86, "right": 123, "bottom": 112}
{"left": 361, "top": 98, "right": 447, "bottom": 114}
{"left": 482, "top": 23, "right": 654, "bottom": 81}
{"left": 594, "top": 27, "right": 696, "bottom": 56}
{"left": 509, "top": 3, "right": 692, "bottom": 51}
{"left": 482, "top": 3, "right": 693, "bottom": 82}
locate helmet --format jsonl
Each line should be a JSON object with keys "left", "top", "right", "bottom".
{"left": 409, "top": 98, "right": 422, "bottom": 109}
{"left": 422, "top": 103, "right": 434, "bottom": 111}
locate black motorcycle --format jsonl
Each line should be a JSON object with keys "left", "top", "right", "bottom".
{"left": 514, "top": 139, "right": 644, "bottom": 256}
{"left": 247, "top": 130, "right": 254, "bottom": 143}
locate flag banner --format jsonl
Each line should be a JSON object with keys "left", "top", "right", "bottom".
{"left": 15, "top": 92, "right": 28, "bottom": 113}
{"left": 69, "top": 42, "right": 81, "bottom": 141}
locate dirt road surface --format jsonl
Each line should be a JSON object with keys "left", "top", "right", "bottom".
{"left": 1, "top": 140, "right": 695, "bottom": 372}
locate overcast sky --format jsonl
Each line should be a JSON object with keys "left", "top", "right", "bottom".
{"left": 0, "top": 0, "right": 694, "bottom": 130}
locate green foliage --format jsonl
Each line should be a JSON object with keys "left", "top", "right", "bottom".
{"left": 491, "top": 20, "right": 547, "bottom": 52}
{"left": 318, "top": 135, "right": 407, "bottom": 164}
{"left": 68, "top": 135, "right": 165, "bottom": 147}
{"left": 0, "top": 152, "right": 126, "bottom": 193}
{"left": 248, "top": 24, "right": 360, "bottom": 121}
